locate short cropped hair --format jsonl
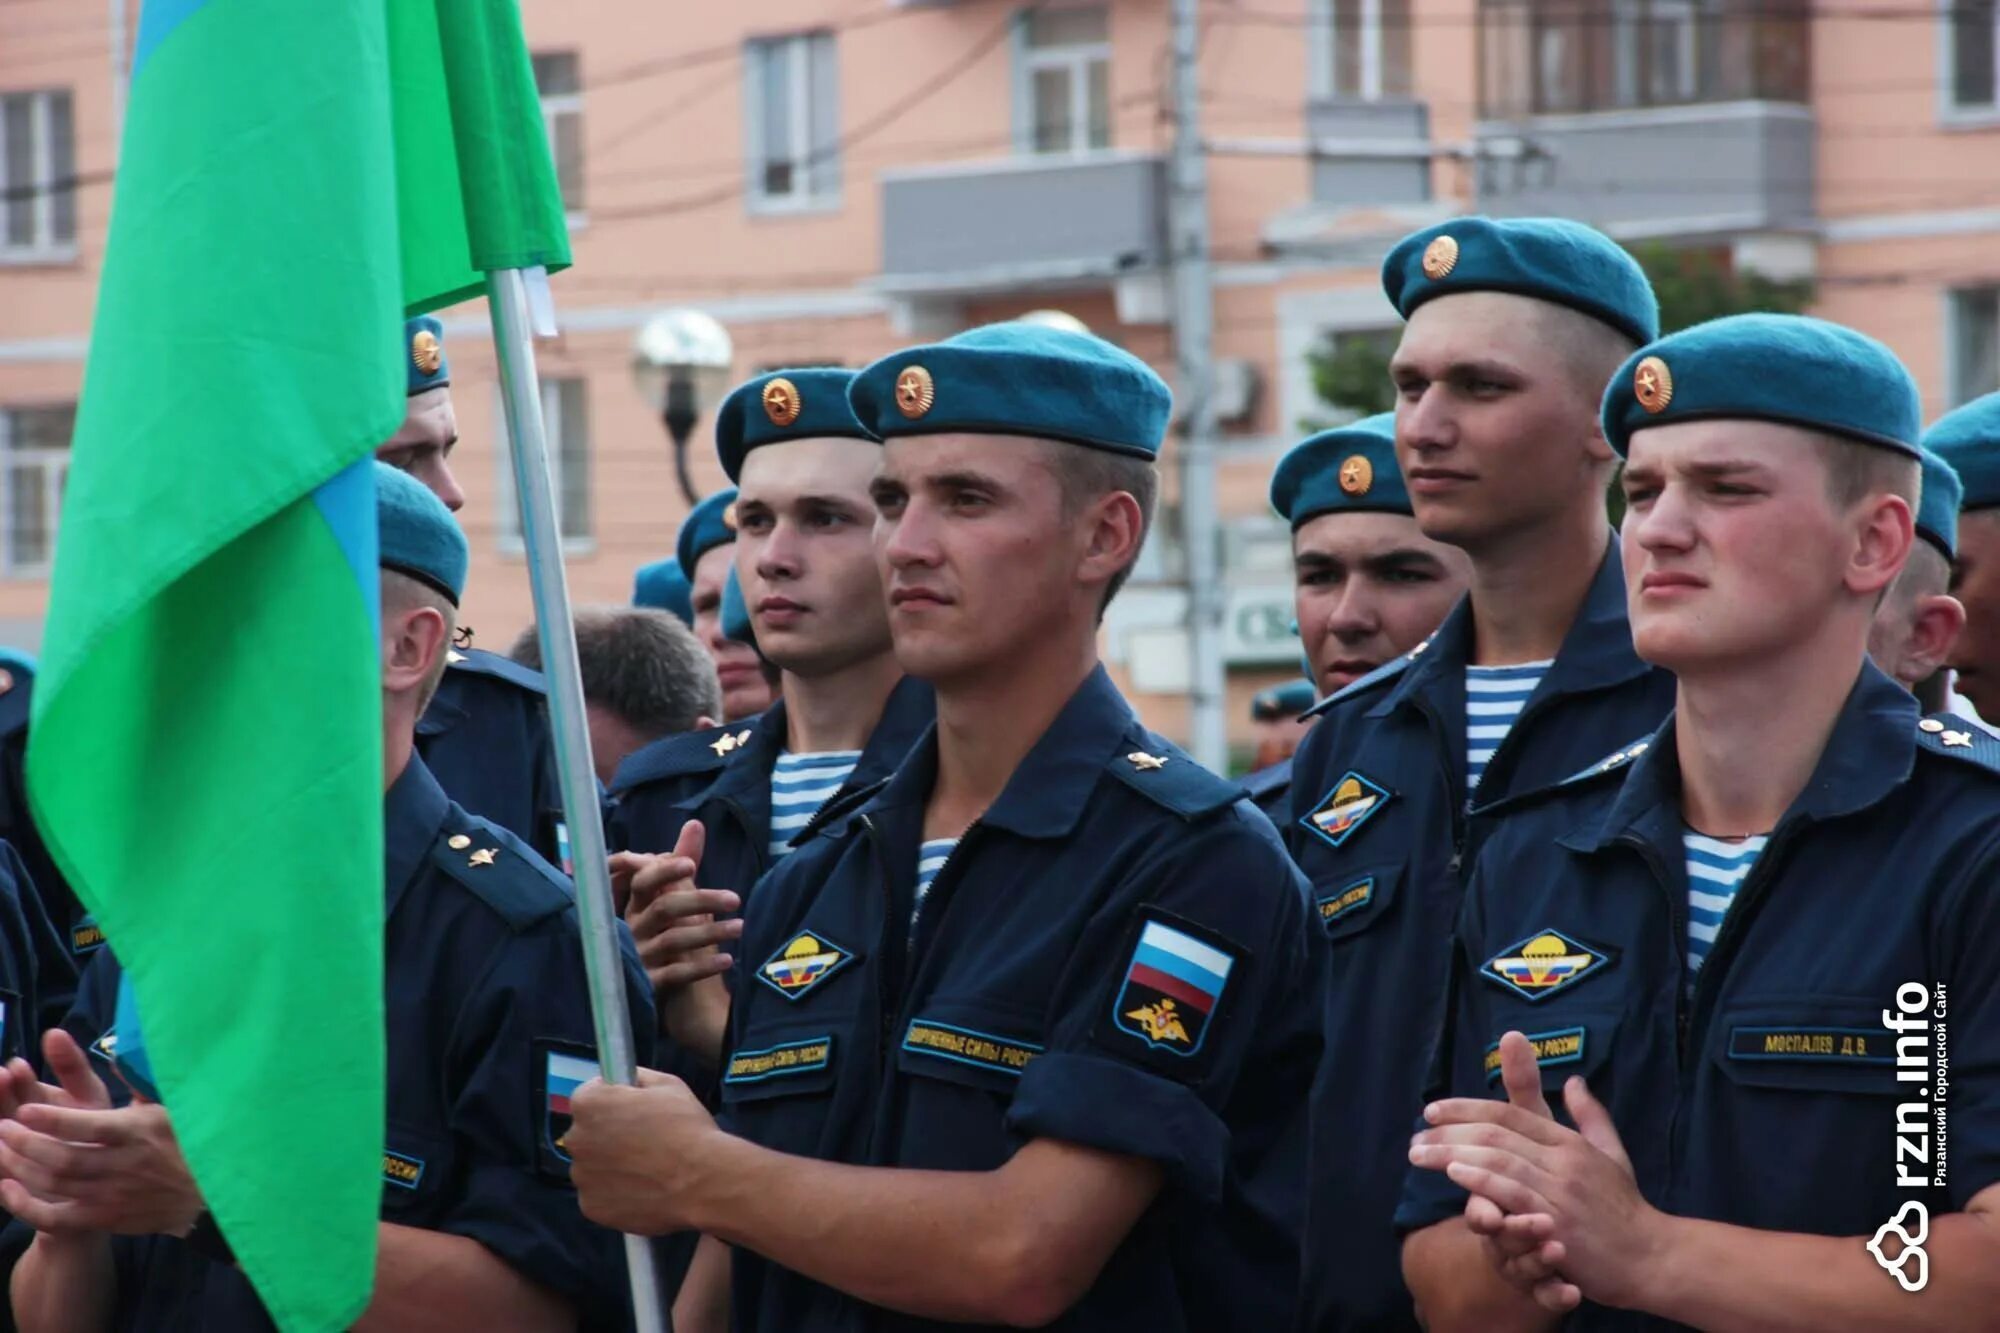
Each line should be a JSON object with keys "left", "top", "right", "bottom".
{"left": 1036, "top": 440, "right": 1159, "bottom": 619}
{"left": 1813, "top": 437, "right": 1922, "bottom": 513}
{"left": 509, "top": 607, "right": 722, "bottom": 738}
{"left": 381, "top": 570, "right": 456, "bottom": 714}
{"left": 1531, "top": 302, "right": 1640, "bottom": 413}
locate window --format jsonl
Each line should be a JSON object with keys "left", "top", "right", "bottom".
{"left": 745, "top": 32, "right": 840, "bottom": 209}
{"left": 1018, "top": 7, "right": 1110, "bottom": 154}
{"left": 497, "top": 379, "right": 591, "bottom": 550}
{"left": 1, "top": 404, "right": 73, "bottom": 575}
{"left": 1951, "top": 2, "right": 1999, "bottom": 111}
{"left": 1951, "top": 287, "right": 2000, "bottom": 406}
{"left": 532, "top": 53, "right": 585, "bottom": 217}
{"left": 1, "top": 90, "right": 76, "bottom": 258}
{"left": 1477, "top": 0, "right": 1808, "bottom": 118}
{"left": 1315, "top": 0, "right": 1413, "bottom": 100}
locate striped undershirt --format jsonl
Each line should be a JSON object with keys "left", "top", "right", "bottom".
{"left": 1465, "top": 660, "right": 1551, "bottom": 791}
{"left": 912, "top": 838, "right": 958, "bottom": 939}
{"left": 766, "top": 750, "right": 861, "bottom": 860}
{"left": 1683, "top": 830, "right": 1768, "bottom": 982}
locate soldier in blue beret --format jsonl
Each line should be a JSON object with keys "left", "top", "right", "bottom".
{"left": 2, "top": 464, "right": 656, "bottom": 1329}
{"left": 372, "top": 317, "right": 567, "bottom": 868}
{"left": 1259, "top": 411, "right": 1471, "bottom": 826}
{"left": 632, "top": 556, "right": 695, "bottom": 624}
{"left": 1244, "top": 676, "right": 1316, "bottom": 824}
{"left": 1867, "top": 447, "right": 1966, "bottom": 708}
{"left": 567, "top": 322, "right": 1325, "bottom": 1332}
{"left": 1402, "top": 314, "right": 2000, "bottom": 1327}
{"left": 677, "top": 487, "right": 780, "bottom": 724}
{"left": 1290, "top": 220, "right": 1674, "bottom": 1333}
{"left": 1928, "top": 393, "right": 2000, "bottom": 724}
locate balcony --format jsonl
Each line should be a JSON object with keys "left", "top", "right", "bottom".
{"left": 1472, "top": 0, "right": 1814, "bottom": 236}
{"left": 876, "top": 151, "right": 1167, "bottom": 301}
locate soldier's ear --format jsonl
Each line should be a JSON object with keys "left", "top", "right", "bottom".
{"left": 1905, "top": 594, "right": 1967, "bottom": 685}
{"left": 383, "top": 604, "right": 448, "bottom": 694}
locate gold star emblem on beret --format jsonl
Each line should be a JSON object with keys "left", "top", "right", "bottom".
{"left": 410, "top": 330, "right": 442, "bottom": 375}
{"left": 1127, "top": 751, "right": 1168, "bottom": 771}
{"left": 1920, "top": 718, "right": 1946, "bottom": 734}
{"left": 1944, "top": 730, "right": 1974, "bottom": 748}
{"left": 722, "top": 501, "right": 738, "bottom": 531}
{"left": 1338, "top": 454, "right": 1373, "bottom": 497}
{"left": 762, "top": 377, "right": 801, "bottom": 427}
{"left": 468, "top": 848, "right": 497, "bottom": 867}
{"left": 895, "top": 365, "right": 936, "bottom": 420}
{"left": 448, "top": 834, "right": 472, "bottom": 851}
{"left": 1634, "top": 356, "right": 1674, "bottom": 414}
{"left": 1421, "top": 234, "right": 1459, "bottom": 280}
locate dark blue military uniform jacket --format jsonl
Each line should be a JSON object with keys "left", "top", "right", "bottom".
{"left": 608, "top": 676, "right": 935, "bottom": 890}
{"left": 1397, "top": 666, "right": 2000, "bottom": 1331}
{"left": 57, "top": 757, "right": 655, "bottom": 1331}
{"left": 0, "top": 664, "right": 84, "bottom": 1029}
{"left": 418, "top": 647, "right": 565, "bottom": 866}
{"left": 1243, "top": 756, "right": 1293, "bottom": 826}
{"left": 720, "top": 667, "right": 1324, "bottom": 1333}
{"left": 1286, "top": 544, "right": 1675, "bottom": 1333}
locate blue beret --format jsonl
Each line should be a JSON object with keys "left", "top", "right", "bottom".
{"left": 1923, "top": 393, "right": 2000, "bottom": 514}
{"left": 716, "top": 368, "right": 877, "bottom": 483}
{"left": 1601, "top": 314, "right": 1921, "bottom": 460}
{"left": 1383, "top": 217, "right": 1659, "bottom": 345}
{"left": 721, "top": 565, "right": 756, "bottom": 647}
{"left": 1914, "top": 447, "right": 1964, "bottom": 560}
{"left": 675, "top": 489, "right": 738, "bottom": 581}
{"left": 406, "top": 316, "right": 449, "bottom": 397}
{"left": 375, "top": 461, "right": 468, "bottom": 604}
{"left": 1251, "top": 678, "right": 1316, "bottom": 721}
{"left": 848, "top": 322, "right": 1171, "bottom": 459}
{"left": 632, "top": 558, "right": 693, "bottom": 623}
{"left": 1269, "top": 412, "right": 1407, "bottom": 528}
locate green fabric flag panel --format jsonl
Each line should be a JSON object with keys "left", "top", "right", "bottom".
{"left": 27, "top": 0, "right": 573, "bottom": 1327}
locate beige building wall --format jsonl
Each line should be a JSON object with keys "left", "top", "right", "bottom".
{"left": 6, "top": 1, "right": 2000, "bottom": 755}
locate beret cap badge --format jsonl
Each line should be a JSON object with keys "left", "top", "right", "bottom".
{"left": 761, "top": 377, "right": 801, "bottom": 427}
{"left": 895, "top": 365, "right": 936, "bottom": 419}
{"left": 1338, "top": 454, "right": 1374, "bottom": 496}
{"left": 1421, "top": 234, "right": 1459, "bottom": 280}
{"left": 410, "top": 330, "right": 443, "bottom": 376}
{"left": 1634, "top": 356, "right": 1674, "bottom": 414}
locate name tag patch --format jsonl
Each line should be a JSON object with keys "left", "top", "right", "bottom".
{"left": 1316, "top": 877, "right": 1374, "bottom": 931}
{"left": 902, "top": 1020, "right": 1041, "bottom": 1077}
{"left": 71, "top": 915, "right": 104, "bottom": 956}
{"left": 725, "top": 1037, "right": 834, "bottom": 1084}
{"left": 1480, "top": 928, "right": 1612, "bottom": 1002}
{"left": 1728, "top": 1027, "right": 1892, "bottom": 1064}
{"left": 382, "top": 1149, "right": 426, "bottom": 1190}
{"left": 1299, "top": 771, "right": 1392, "bottom": 850}
{"left": 1485, "top": 1026, "right": 1587, "bottom": 1083}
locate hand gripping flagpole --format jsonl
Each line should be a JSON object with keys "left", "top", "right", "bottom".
{"left": 486, "top": 267, "right": 668, "bottom": 1333}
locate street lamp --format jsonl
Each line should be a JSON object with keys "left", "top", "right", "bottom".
{"left": 631, "top": 309, "right": 734, "bottom": 506}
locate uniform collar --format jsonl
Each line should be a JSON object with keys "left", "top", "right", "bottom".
{"left": 701, "top": 700, "right": 791, "bottom": 804}
{"left": 1369, "top": 540, "right": 1648, "bottom": 719}
{"left": 384, "top": 753, "right": 451, "bottom": 916}
{"left": 869, "top": 664, "right": 1137, "bottom": 841}
{"left": 1564, "top": 662, "right": 1918, "bottom": 855}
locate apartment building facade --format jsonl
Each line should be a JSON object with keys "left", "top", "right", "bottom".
{"left": 5, "top": 0, "right": 2000, "bottom": 752}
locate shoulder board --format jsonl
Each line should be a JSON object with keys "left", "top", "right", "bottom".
{"left": 431, "top": 815, "right": 571, "bottom": 931}
{"left": 609, "top": 721, "right": 756, "bottom": 793}
{"left": 445, "top": 648, "right": 547, "bottom": 696}
{"left": 1302, "top": 651, "right": 1415, "bottom": 719}
{"left": 1554, "top": 735, "right": 1658, "bottom": 790}
{"left": 1915, "top": 715, "right": 2000, "bottom": 776}
{"left": 0, "top": 663, "right": 31, "bottom": 739}
{"left": 1107, "top": 736, "right": 1244, "bottom": 820}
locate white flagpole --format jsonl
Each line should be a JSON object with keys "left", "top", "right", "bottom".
{"left": 485, "top": 266, "right": 668, "bottom": 1333}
